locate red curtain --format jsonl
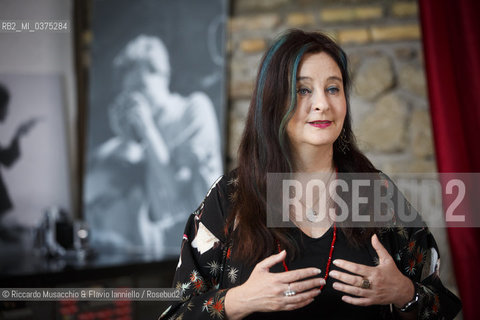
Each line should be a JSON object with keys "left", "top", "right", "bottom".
{"left": 419, "top": 0, "right": 480, "bottom": 319}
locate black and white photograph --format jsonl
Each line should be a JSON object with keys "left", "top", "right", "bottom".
{"left": 0, "top": 74, "right": 72, "bottom": 247}
{"left": 84, "top": 0, "right": 227, "bottom": 257}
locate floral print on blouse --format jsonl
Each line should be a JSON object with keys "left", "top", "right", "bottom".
{"left": 159, "top": 172, "right": 461, "bottom": 320}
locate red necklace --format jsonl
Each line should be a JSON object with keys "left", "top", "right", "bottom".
{"left": 278, "top": 223, "right": 337, "bottom": 290}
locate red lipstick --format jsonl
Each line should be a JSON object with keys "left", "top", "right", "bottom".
{"left": 309, "top": 120, "right": 332, "bottom": 128}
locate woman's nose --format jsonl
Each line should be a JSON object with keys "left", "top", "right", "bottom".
{"left": 312, "top": 92, "right": 329, "bottom": 112}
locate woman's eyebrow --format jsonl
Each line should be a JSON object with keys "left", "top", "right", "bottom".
{"left": 327, "top": 76, "right": 343, "bottom": 82}
{"left": 296, "top": 76, "right": 342, "bottom": 82}
{"left": 296, "top": 76, "right": 312, "bottom": 81}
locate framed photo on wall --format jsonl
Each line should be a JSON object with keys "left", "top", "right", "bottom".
{"left": 0, "top": 74, "right": 71, "bottom": 250}
{"left": 84, "top": 0, "right": 227, "bottom": 257}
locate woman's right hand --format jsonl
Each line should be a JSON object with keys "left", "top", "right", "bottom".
{"left": 225, "top": 250, "right": 324, "bottom": 320}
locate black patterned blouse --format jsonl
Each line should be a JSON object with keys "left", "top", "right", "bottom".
{"left": 159, "top": 172, "right": 461, "bottom": 320}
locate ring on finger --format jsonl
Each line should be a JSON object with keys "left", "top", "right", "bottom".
{"left": 360, "top": 278, "right": 371, "bottom": 289}
{"left": 284, "top": 283, "right": 296, "bottom": 297}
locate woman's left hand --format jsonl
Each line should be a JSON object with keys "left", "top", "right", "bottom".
{"left": 329, "top": 234, "right": 415, "bottom": 308}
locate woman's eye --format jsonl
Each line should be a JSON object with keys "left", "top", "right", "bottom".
{"left": 326, "top": 86, "right": 340, "bottom": 94}
{"left": 296, "top": 88, "right": 311, "bottom": 95}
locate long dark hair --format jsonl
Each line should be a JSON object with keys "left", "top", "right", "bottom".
{"left": 227, "top": 29, "right": 379, "bottom": 264}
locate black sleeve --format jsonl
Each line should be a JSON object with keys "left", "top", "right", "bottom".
{"left": 377, "top": 172, "right": 462, "bottom": 319}
{"left": 159, "top": 175, "right": 233, "bottom": 320}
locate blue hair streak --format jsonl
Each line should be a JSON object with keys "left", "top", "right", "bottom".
{"left": 254, "top": 35, "right": 287, "bottom": 164}
{"left": 278, "top": 43, "right": 312, "bottom": 171}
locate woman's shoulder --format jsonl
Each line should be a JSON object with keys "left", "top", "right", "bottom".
{"left": 190, "top": 170, "right": 238, "bottom": 242}
{"left": 203, "top": 169, "right": 238, "bottom": 207}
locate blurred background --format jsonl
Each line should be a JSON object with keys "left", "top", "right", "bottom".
{"left": 1, "top": 0, "right": 478, "bottom": 319}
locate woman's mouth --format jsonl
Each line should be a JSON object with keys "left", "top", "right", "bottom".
{"left": 309, "top": 120, "right": 332, "bottom": 128}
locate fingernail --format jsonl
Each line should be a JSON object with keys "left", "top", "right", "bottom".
{"left": 316, "top": 268, "right": 322, "bottom": 274}
{"left": 332, "top": 282, "right": 339, "bottom": 289}
{"left": 330, "top": 271, "right": 337, "bottom": 277}
{"left": 332, "top": 260, "right": 339, "bottom": 265}
{"left": 318, "top": 279, "right": 326, "bottom": 285}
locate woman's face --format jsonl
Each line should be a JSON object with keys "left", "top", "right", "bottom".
{"left": 286, "top": 52, "right": 347, "bottom": 154}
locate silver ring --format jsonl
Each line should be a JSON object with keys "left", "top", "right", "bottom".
{"left": 360, "top": 278, "right": 371, "bottom": 289}
{"left": 284, "top": 283, "right": 296, "bottom": 297}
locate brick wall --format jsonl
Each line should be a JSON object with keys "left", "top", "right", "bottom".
{"left": 226, "top": 0, "right": 460, "bottom": 307}
{"left": 227, "top": 0, "right": 426, "bottom": 172}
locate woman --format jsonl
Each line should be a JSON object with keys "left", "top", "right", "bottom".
{"left": 159, "top": 30, "right": 461, "bottom": 319}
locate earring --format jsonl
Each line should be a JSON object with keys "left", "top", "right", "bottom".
{"left": 338, "top": 128, "right": 350, "bottom": 154}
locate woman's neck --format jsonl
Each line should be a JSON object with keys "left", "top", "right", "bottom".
{"left": 292, "top": 144, "right": 335, "bottom": 173}
{"left": 289, "top": 144, "right": 336, "bottom": 238}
